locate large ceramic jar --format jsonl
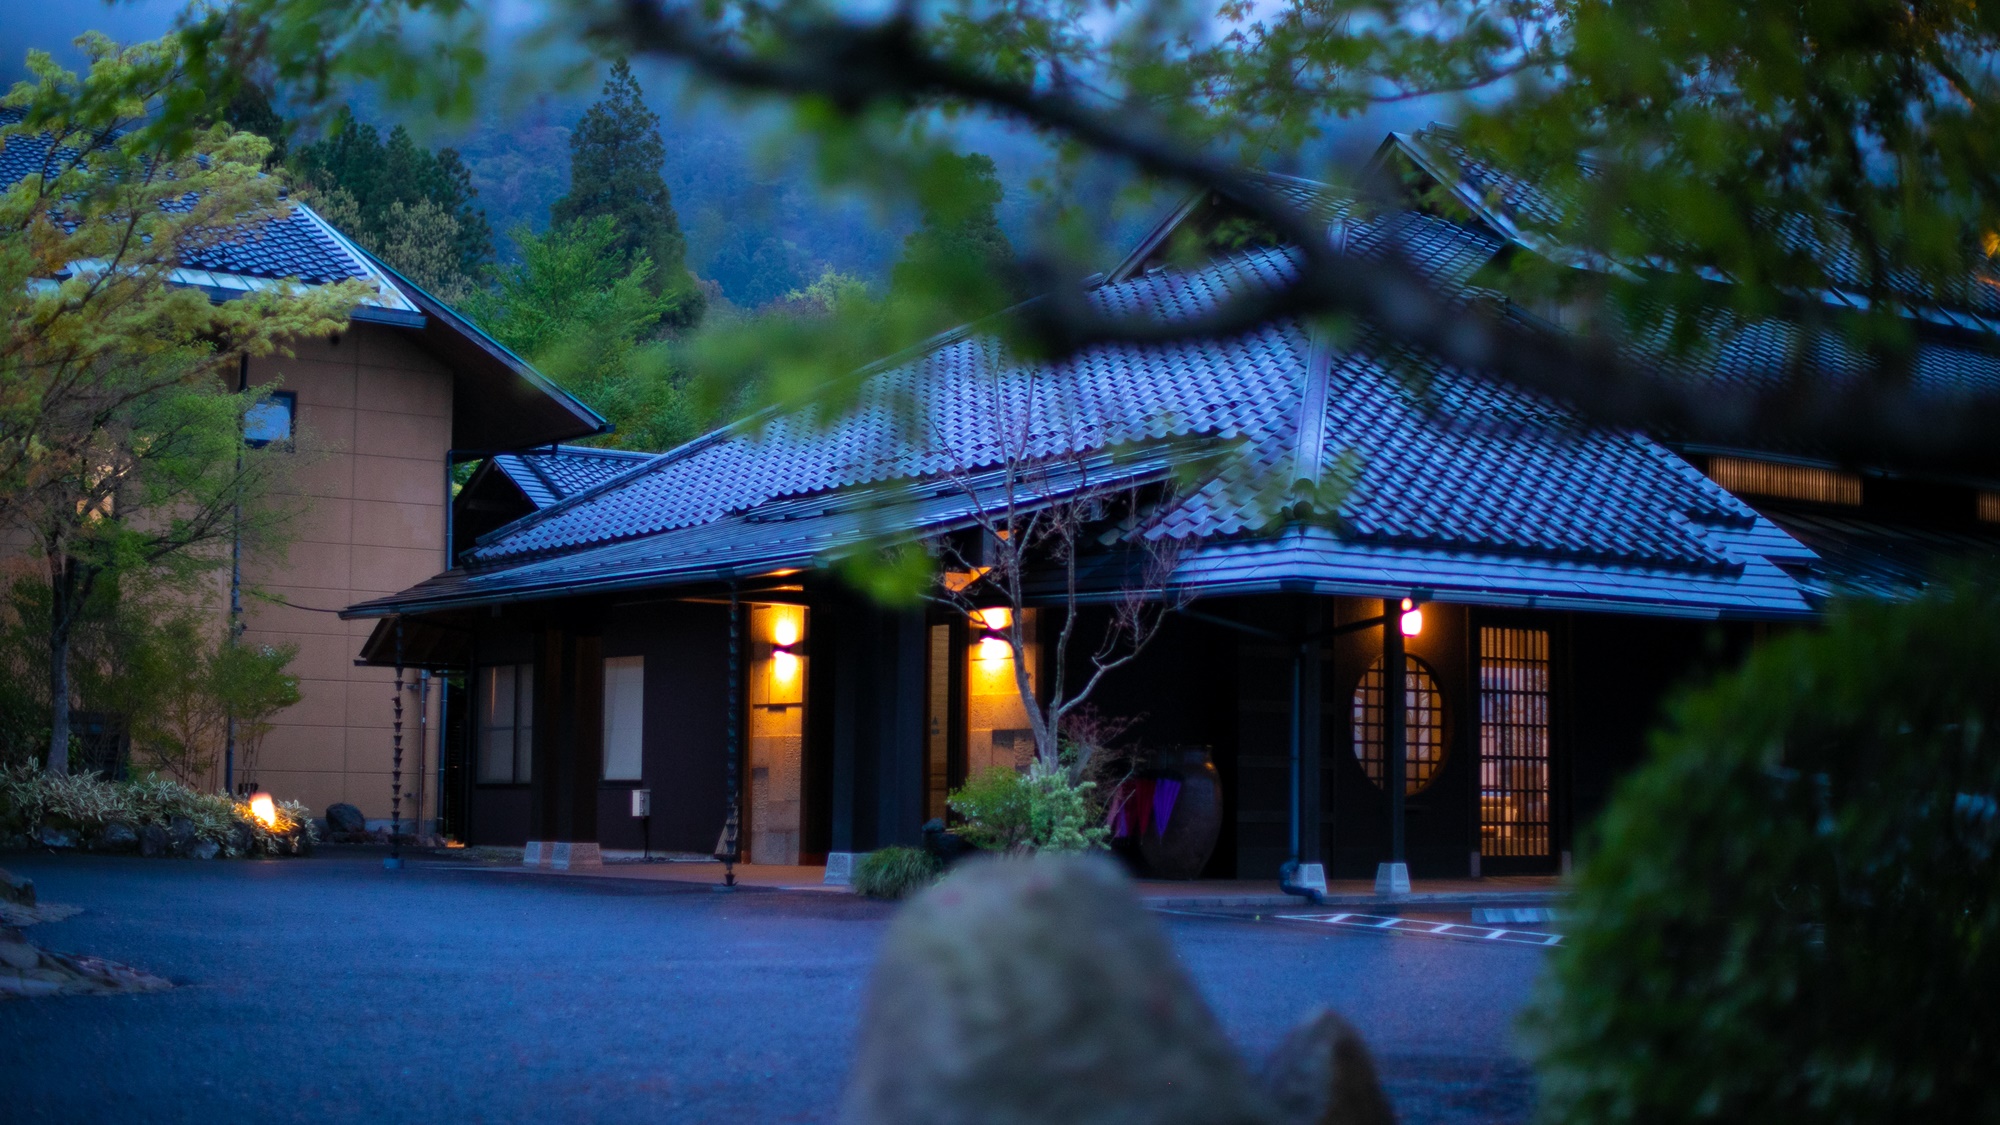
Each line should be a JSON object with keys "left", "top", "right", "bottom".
{"left": 1137, "top": 746, "right": 1222, "bottom": 880}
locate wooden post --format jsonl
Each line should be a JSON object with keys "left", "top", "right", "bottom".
{"left": 1376, "top": 598, "right": 1410, "bottom": 895}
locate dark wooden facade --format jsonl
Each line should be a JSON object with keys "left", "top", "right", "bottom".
{"left": 445, "top": 579, "right": 1749, "bottom": 881}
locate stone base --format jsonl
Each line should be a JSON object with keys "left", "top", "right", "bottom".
{"left": 823, "top": 852, "right": 860, "bottom": 886}
{"left": 1373, "top": 862, "right": 1411, "bottom": 896}
{"left": 523, "top": 841, "right": 547, "bottom": 867}
{"left": 1280, "top": 861, "right": 1327, "bottom": 895}
{"left": 551, "top": 842, "right": 602, "bottom": 870}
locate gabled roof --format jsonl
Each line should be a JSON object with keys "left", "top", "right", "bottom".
{"left": 488, "top": 445, "right": 657, "bottom": 509}
{"left": 349, "top": 198, "right": 1818, "bottom": 622}
{"left": 1, "top": 108, "right": 610, "bottom": 451}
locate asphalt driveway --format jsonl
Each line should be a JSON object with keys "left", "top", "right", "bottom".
{"left": 0, "top": 852, "right": 1545, "bottom": 1123}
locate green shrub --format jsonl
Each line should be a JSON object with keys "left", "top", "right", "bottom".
{"left": 1525, "top": 579, "right": 2000, "bottom": 1124}
{"left": 853, "top": 846, "right": 942, "bottom": 900}
{"left": 948, "top": 761, "right": 1107, "bottom": 855}
{"left": 0, "top": 765, "right": 315, "bottom": 856}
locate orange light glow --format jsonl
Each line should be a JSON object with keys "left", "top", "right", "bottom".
{"left": 970, "top": 606, "right": 1012, "bottom": 631}
{"left": 248, "top": 792, "right": 278, "bottom": 829}
{"left": 772, "top": 650, "right": 801, "bottom": 682}
{"left": 772, "top": 615, "right": 800, "bottom": 648}
{"left": 976, "top": 636, "right": 1013, "bottom": 661}
{"left": 1399, "top": 598, "right": 1424, "bottom": 637}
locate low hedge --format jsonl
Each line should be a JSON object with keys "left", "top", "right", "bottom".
{"left": 0, "top": 766, "right": 316, "bottom": 856}
{"left": 853, "top": 846, "right": 942, "bottom": 900}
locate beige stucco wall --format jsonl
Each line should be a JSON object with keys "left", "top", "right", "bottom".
{"left": 240, "top": 323, "right": 449, "bottom": 823}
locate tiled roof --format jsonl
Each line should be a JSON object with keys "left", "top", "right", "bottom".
{"left": 338, "top": 198, "right": 1819, "bottom": 622}
{"left": 489, "top": 445, "right": 656, "bottom": 509}
{"left": 1, "top": 107, "right": 409, "bottom": 308}
{"left": 1753, "top": 504, "right": 2000, "bottom": 602}
{"left": 1395, "top": 124, "right": 2000, "bottom": 327}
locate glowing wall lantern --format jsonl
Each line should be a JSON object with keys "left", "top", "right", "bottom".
{"left": 971, "top": 606, "right": 1013, "bottom": 661}
{"left": 750, "top": 604, "right": 807, "bottom": 707}
{"left": 1399, "top": 597, "right": 1424, "bottom": 638}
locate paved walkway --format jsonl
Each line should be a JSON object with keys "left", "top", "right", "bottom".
{"left": 432, "top": 850, "right": 1567, "bottom": 908}
{"left": 1, "top": 852, "right": 1544, "bottom": 1124}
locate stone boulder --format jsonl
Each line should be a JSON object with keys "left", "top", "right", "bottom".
{"left": 34, "top": 826, "right": 76, "bottom": 850}
{"left": 167, "top": 817, "right": 196, "bottom": 857}
{"left": 325, "top": 803, "right": 366, "bottom": 835}
{"left": 229, "top": 821, "right": 255, "bottom": 856}
{"left": 842, "top": 854, "right": 1396, "bottom": 1125}
{"left": 190, "top": 839, "right": 220, "bottom": 860}
{"left": 138, "top": 823, "right": 168, "bottom": 858}
{"left": 93, "top": 822, "right": 138, "bottom": 852}
{"left": 0, "top": 868, "right": 33, "bottom": 907}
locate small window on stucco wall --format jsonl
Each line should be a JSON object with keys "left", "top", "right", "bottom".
{"left": 244, "top": 390, "right": 295, "bottom": 448}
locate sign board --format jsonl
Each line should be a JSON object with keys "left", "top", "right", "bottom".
{"left": 630, "top": 788, "right": 651, "bottom": 818}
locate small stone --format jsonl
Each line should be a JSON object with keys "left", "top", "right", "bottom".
{"left": 0, "top": 868, "right": 33, "bottom": 906}
{"left": 137, "top": 823, "right": 168, "bottom": 858}
{"left": 326, "top": 803, "right": 366, "bottom": 834}
{"left": 190, "top": 839, "right": 220, "bottom": 860}
{"left": 1260, "top": 1009, "right": 1396, "bottom": 1125}
{"left": 34, "top": 826, "right": 77, "bottom": 850}
{"left": 0, "top": 941, "right": 39, "bottom": 970}
{"left": 95, "top": 822, "right": 138, "bottom": 852}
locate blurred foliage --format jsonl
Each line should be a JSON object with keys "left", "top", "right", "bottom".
{"left": 130, "top": 619, "right": 300, "bottom": 789}
{"left": 888, "top": 150, "right": 1016, "bottom": 325}
{"left": 464, "top": 214, "right": 705, "bottom": 451}
{"left": 1525, "top": 578, "right": 2000, "bottom": 1124}
{"left": 851, "top": 845, "right": 942, "bottom": 900}
{"left": 1, "top": 33, "right": 359, "bottom": 774}
{"left": 290, "top": 105, "right": 493, "bottom": 292}
{"left": 550, "top": 58, "right": 704, "bottom": 330}
{"left": 949, "top": 761, "right": 1108, "bottom": 855}
{"left": 0, "top": 765, "right": 316, "bottom": 855}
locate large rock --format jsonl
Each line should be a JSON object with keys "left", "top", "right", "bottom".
{"left": 34, "top": 826, "right": 77, "bottom": 850}
{"left": 229, "top": 821, "right": 255, "bottom": 856}
{"left": 167, "top": 817, "right": 196, "bottom": 857}
{"left": 325, "top": 803, "right": 365, "bottom": 835}
{"left": 842, "top": 855, "right": 1397, "bottom": 1125}
{"left": 94, "top": 822, "right": 138, "bottom": 852}
{"left": 137, "top": 823, "right": 168, "bottom": 858}
{"left": 842, "top": 855, "right": 1273, "bottom": 1124}
{"left": 0, "top": 868, "right": 32, "bottom": 907}
{"left": 190, "top": 839, "right": 220, "bottom": 860}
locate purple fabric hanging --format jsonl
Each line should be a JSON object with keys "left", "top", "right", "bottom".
{"left": 1150, "top": 779, "right": 1182, "bottom": 836}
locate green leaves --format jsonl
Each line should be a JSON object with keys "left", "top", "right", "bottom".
{"left": 466, "top": 214, "right": 702, "bottom": 451}
{"left": 1525, "top": 576, "right": 2000, "bottom": 1123}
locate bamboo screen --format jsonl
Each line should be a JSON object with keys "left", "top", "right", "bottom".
{"left": 1706, "top": 455, "right": 1861, "bottom": 505}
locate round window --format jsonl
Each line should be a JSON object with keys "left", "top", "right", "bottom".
{"left": 1351, "top": 655, "right": 1447, "bottom": 795}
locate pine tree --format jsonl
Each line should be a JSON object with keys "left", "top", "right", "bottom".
{"left": 551, "top": 59, "right": 703, "bottom": 330}
{"left": 890, "top": 151, "right": 1017, "bottom": 321}
{"left": 290, "top": 110, "right": 493, "bottom": 291}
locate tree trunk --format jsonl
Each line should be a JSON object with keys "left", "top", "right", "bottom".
{"left": 44, "top": 554, "right": 84, "bottom": 776}
{"left": 46, "top": 611, "right": 72, "bottom": 776}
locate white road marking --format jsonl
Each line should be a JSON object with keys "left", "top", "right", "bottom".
{"left": 1275, "top": 912, "right": 1563, "bottom": 946}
